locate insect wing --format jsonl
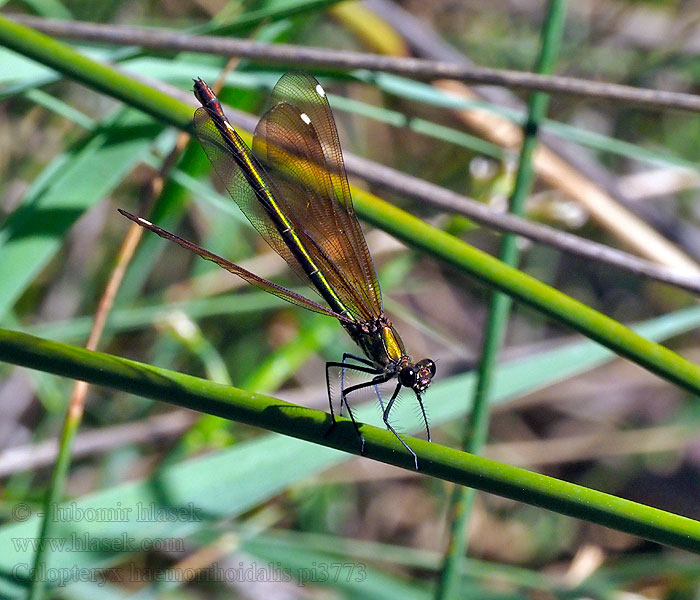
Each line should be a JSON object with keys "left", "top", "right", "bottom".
{"left": 118, "top": 209, "right": 349, "bottom": 321}
{"left": 193, "top": 108, "right": 319, "bottom": 292}
{"left": 253, "top": 71, "right": 383, "bottom": 320}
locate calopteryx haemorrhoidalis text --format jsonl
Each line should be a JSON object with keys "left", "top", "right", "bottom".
{"left": 119, "top": 72, "right": 436, "bottom": 468}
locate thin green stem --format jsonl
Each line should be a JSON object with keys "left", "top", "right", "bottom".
{"left": 436, "top": 4, "right": 568, "bottom": 598}
{"left": 1, "top": 328, "right": 700, "bottom": 553}
{"left": 352, "top": 185, "right": 700, "bottom": 393}
{"left": 26, "top": 406, "right": 80, "bottom": 600}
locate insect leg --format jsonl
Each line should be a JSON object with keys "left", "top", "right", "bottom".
{"left": 325, "top": 360, "right": 380, "bottom": 422}
{"left": 340, "top": 353, "right": 377, "bottom": 416}
{"left": 340, "top": 372, "right": 393, "bottom": 456}
{"left": 324, "top": 361, "right": 382, "bottom": 454}
{"left": 416, "top": 393, "right": 431, "bottom": 442}
{"left": 383, "top": 383, "right": 419, "bottom": 469}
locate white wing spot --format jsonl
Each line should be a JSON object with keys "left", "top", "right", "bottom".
{"left": 300, "top": 112, "right": 311, "bottom": 125}
{"left": 138, "top": 217, "right": 153, "bottom": 226}
{"left": 315, "top": 84, "right": 326, "bottom": 98}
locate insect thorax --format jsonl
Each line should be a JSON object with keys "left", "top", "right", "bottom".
{"left": 343, "top": 315, "right": 407, "bottom": 369}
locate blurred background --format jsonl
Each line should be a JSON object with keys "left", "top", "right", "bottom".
{"left": 2, "top": 0, "right": 700, "bottom": 597}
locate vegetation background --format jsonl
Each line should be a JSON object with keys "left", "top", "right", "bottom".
{"left": 1, "top": 0, "right": 700, "bottom": 598}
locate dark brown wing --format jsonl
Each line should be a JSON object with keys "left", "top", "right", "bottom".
{"left": 118, "top": 209, "right": 351, "bottom": 322}
{"left": 253, "top": 71, "right": 383, "bottom": 318}
{"left": 194, "top": 106, "right": 376, "bottom": 323}
{"left": 193, "top": 108, "right": 317, "bottom": 291}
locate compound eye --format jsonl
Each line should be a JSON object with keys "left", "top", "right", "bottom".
{"left": 419, "top": 359, "right": 436, "bottom": 377}
{"left": 399, "top": 366, "right": 417, "bottom": 387}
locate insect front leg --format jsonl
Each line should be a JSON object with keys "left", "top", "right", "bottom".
{"left": 382, "top": 382, "right": 419, "bottom": 469}
{"left": 416, "top": 393, "right": 431, "bottom": 443}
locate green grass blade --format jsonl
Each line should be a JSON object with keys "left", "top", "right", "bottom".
{"left": 1, "top": 327, "right": 700, "bottom": 555}
{"left": 1, "top": 306, "right": 699, "bottom": 596}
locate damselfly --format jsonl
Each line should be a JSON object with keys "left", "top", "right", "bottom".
{"left": 120, "top": 72, "right": 435, "bottom": 467}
